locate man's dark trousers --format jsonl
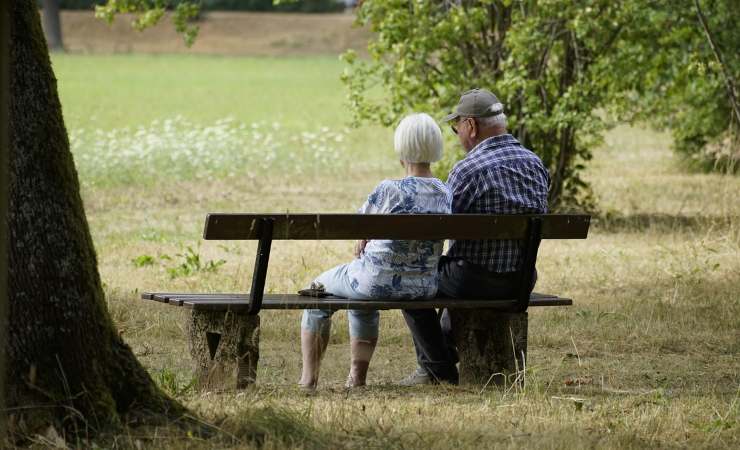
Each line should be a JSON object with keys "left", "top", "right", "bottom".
{"left": 402, "top": 256, "right": 533, "bottom": 384}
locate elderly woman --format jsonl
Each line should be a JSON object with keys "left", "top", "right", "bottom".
{"left": 299, "top": 113, "right": 452, "bottom": 389}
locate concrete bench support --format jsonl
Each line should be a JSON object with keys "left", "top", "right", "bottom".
{"left": 450, "top": 310, "right": 528, "bottom": 386}
{"left": 188, "top": 310, "right": 260, "bottom": 390}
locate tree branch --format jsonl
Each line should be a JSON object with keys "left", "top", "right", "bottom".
{"left": 694, "top": 0, "right": 740, "bottom": 126}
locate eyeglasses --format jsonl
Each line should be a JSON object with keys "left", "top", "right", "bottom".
{"left": 451, "top": 117, "right": 472, "bottom": 135}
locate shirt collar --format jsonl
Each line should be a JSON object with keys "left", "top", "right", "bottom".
{"left": 468, "top": 133, "right": 519, "bottom": 156}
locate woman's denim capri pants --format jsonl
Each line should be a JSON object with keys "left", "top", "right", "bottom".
{"left": 301, "top": 263, "right": 379, "bottom": 340}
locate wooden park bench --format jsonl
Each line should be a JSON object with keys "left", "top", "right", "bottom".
{"left": 142, "top": 213, "right": 590, "bottom": 389}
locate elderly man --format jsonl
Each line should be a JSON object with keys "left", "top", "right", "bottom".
{"left": 400, "top": 88, "right": 551, "bottom": 385}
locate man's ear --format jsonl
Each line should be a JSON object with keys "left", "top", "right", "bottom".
{"left": 400, "top": 160, "right": 406, "bottom": 168}
{"left": 469, "top": 118, "right": 478, "bottom": 139}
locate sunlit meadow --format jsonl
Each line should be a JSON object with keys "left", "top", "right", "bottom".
{"left": 51, "top": 53, "right": 739, "bottom": 449}
{"left": 70, "top": 116, "right": 360, "bottom": 187}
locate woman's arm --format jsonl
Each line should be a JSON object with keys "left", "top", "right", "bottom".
{"left": 354, "top": 239, "right": 368, "bottom": 258}
{"left": 354, "top": 181, "right": 388, "bottom": 257}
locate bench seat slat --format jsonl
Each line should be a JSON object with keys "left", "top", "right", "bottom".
{"left": 141, "top": 292, "right": 571, "bottom": 311}
{"left": 150, "top": 293, "right": 245, "bottom": 302}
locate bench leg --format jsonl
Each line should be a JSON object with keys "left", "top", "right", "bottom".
{"left": 449, "top": 310, "right": 528, "bottom": 387}
{"left": 188, "top": 310, "right": 260, "bottom": 390}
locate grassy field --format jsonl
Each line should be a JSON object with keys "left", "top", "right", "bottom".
{"left": 52, "top": 53, "right": 739, "bottom": 449}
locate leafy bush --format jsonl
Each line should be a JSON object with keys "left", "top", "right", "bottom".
{"left": 342, "top": 0, "right": 739, "bottom": 211}
{"left": 155, "top": 368, "right": 196, "bottom": 397}
{"left": 342, "top": 1, "right": 634, "bottom": 210}
{"left": 166, "top": 246, "right": 226, "bottom": 279}
{"left": 618, "top": 0, "right": 739, "bottom": 173}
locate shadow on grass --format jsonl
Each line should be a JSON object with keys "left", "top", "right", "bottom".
{"left": 219, "top": 403, "right": 406, "bottom": 449}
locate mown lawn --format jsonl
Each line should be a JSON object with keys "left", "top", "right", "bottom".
{"left": 52, "top": 53, "right": 739, "bottom": 449}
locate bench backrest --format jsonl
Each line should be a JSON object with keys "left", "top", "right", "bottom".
{"left": 203, "top": 213, "right": 590, "bottom": 240}
{"left": 202, "top": 213, "right": 591, "bottom": 315}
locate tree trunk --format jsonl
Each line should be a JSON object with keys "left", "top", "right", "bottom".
{"left": 41, "top": 0, "right": 63, "bottom": 52}
{"left": 5, "top": 1, "right": 185, "bottom": 442}
{"left": 449, "top": 310, "right": 528, "bottom": 387}
{"left": 188, "top": 311, "right": 260, "bottom": 391}
{"left": 1, "top": 0, "right": 11, "bottom": 441}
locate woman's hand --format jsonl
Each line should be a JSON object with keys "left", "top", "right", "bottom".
{"left": 354, "top": 239, "right": 368, "bottom": 258}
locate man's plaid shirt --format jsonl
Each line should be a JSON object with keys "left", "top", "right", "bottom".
{"left": 446, "top": 134, "right": 550, "bottom": 273}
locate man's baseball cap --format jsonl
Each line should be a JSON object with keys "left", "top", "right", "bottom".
{"left": 443, "top": 88, "right": 504, "bottom": 122}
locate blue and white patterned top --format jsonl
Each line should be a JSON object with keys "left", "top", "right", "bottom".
{"left": 346, "top": 177, "right": 452, "bottom": 299}
{"left": 447, "top": 134, "right": 550, "bottom": 273}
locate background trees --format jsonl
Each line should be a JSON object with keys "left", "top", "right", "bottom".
{"left": 342, "top": 0, "right": 739, "bottom": 209}
{"left": 625, "top": 0, "right": 739, "bottom": 172}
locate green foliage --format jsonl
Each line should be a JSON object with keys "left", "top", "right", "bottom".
{"left": 343, "top": 0, "right": 739, "bottom": 209}
{"left": 343, "top": 1, "right": 641, "bottom": 210}
{"left": 155, "top": 367, "right": 196, "bottom": 397}
{"left": 129, "top": 247, "right": 227, "bottom": 277}
{"left": 166, "top": 246, "right": 226, "bottom": 279}
{"left": 131, "top": 254, "right": 155, "bottom": 267}
{"left": 95, "top": 0, "right": 200, "bottom": 46}
{"left": 615, "top": 0, "right": 739, "bottom": 173}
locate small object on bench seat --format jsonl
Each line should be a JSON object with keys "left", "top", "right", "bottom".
{"left": 141, "top": 213, "right": 590, "bottom": 390}
{"left": 297, "top": 281, "right": 334, "bottom": 298}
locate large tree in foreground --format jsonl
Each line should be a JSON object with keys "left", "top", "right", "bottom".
{"left": 5, "top": 0, "right": 186, "bottom": 442}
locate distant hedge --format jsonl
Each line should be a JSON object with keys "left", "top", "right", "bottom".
{"left": 55, "top": 0, "right": 347, "bottom": 13}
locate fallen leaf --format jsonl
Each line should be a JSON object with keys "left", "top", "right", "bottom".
{"left": 565, "top": 376, "right": 593, "bottom": 386}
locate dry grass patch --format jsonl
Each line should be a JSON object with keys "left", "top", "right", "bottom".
{"left": 93, "top": 126, "right": 739, "bottom": 447}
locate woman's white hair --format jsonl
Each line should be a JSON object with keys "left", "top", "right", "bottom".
{"left": 394, "top": 113, "right": 443, "bottom": 163}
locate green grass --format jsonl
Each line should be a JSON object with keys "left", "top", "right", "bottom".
{"left": 54, "top": 54, "right": 352, "bottom": 130}
{"left": 52, "top": 53, "right": 740, "bottom": 449}
{"left": 55, "top": 54, "right": 393, "bottom": 189}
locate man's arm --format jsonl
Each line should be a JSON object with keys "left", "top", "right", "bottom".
{"left": 447, "top": 167, "right": 478, "bottom": 213}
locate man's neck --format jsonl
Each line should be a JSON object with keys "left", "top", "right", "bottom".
{"left": 473, "top": 126, "right": 507, "bottom": 148}
{"left": 464, "top": 127, "right": 507, "bottom": 154}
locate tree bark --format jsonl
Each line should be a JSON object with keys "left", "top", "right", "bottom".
{"left": 450, "top": 310, "right": 528, "bottom": 387}
{"left": 188, "top": 311, "right": 260, "bottom": 391}
{"left": 41, "top": 0, "right": 63, "bottom": 52}
{"left": 5, "top": 0, "right": 185, "bottom": 442}
{"left": 1, "top": 0, "right": 11, "bottom": 442}
{"left": 548, "top": 33, "right": 578, "bottom": 208}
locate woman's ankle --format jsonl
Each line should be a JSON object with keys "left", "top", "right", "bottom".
{"left": 299, "top": 374, "right": 319, "bottom": 388}
{"left": 300, "top": 329, "right": 327, "bottom": 388}
{"left": 347, "top": 360, "right": 370, "bottom": 387}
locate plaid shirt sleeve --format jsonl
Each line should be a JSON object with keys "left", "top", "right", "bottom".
{"left": 447, "top": 164, "right": 478, "bottom": 214}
